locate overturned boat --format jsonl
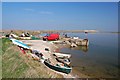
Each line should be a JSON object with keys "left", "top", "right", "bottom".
{"left": 44, "top": 59, "right": 72, "bottom": 74}
{"left": 10, "top": 38, "right": 30, "bottom": 49}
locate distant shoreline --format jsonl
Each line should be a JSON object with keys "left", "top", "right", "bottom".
{"left": 0, "top": 30, "right": 120, "bottom": 34}
{"left": 1, "top": 29, "right": 98, "bottom": 32}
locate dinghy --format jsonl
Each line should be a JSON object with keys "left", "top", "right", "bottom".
{"left": 56, "top": 57, "right": 71, "bottom": 66}
{"left": 44, "top": 59, "right": 72, "bottom": 74}
{"left": 53, "top": 53, "right": 71, "bottom": 58}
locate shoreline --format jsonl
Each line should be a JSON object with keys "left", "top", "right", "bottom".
{"left": 21, "top": 40, "right": 89, "bottom": 78}
{"left": 1, "top": 29, "right": 120, "bottom": 34}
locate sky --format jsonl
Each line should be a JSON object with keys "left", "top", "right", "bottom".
{"left": 0, "top": 2, "right": 2, "bottom": 30}
{"left": 1, "top": 0, "right": 120, "bottom": 2}
{"left": 2, "top": 2, "right": 118, "bottom": 31}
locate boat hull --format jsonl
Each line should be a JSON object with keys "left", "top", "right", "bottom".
{"left": 19, "top": 37, "right": 31, "bottom": 40}
{"left": 53, "top": 53, "right": 71, "bottom": 58}
{"left": 44, "top": 60, "right": 72, "bottom": 74}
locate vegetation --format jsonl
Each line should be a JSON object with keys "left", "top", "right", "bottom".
{"left": 2, "top": 38, "right": 63, "bottom": 78}
{"left": 0, "top": 38, "right": 2, "bottom": 79}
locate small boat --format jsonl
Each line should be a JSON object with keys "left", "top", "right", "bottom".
{"left": 53, "top": 53, "right": 71, "bottom": 58}
{"left": 73, "top": 36, "right": 79, "bottom": 39}
{"left": 10, "top": 38, "right": 30, "bottom": 49}
{"left": 19, "top": 37, "right": 31, "bottom": 40}
{"left": 44, "top": 59, "right": 72, "bottom": 74}
{"left": 10, "top": 33, "right": 19, "bottom": 38}
{"left": 56, "top": 57, "right": 71, "bottom": 66}
{"left": 31, "top": 36, "right": 40, "bottom": 40}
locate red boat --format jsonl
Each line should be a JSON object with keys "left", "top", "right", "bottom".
{"left": 43, "top": 33, "right": 59, "bottom": 41}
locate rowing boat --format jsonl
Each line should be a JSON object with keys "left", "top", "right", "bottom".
{"left": 44, "top": 59, "right": 72, "bottom": 74}
{"left": 53, "top": 52, "right": 71, "bottom": 58}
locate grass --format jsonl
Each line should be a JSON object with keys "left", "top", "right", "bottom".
{"left": 2, "top": 38, "right": 63, "bottom": 78}
{"left": 0, "top": 38, "right": 2, "bottom": 79}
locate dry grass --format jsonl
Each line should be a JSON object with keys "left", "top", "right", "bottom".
{"left": 0, "top": 38, "right": 2, "bottom": 79}
{"left": 2, "top": 38, "right": 63, "bottom": 78}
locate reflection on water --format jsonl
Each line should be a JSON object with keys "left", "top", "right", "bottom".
{"left": 60, "top": 33, "right": 118, "bottom": 78}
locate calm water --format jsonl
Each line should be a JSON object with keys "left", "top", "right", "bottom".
{"left": 60, "top": 33, "right": 118, "bottom": 78}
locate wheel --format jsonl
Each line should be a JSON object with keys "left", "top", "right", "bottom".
{"left": 43, "top": 38, "right": 47, "bottom": 41}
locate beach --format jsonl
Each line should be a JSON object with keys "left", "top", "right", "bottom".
{"left": 1, "top": 30, "right": 119, "bottom": 78}
{"left": 21, "top": 40, "right": 75, "bottom": 78}
{"left": 20, "top": 39, "right": 89, "bottom": 78}
{"left": 1, "top": 30, "right": 90, "bottom": 78}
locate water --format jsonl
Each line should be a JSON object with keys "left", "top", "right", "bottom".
{"left": 60, "top": 33, "right": 118, "bottom": 78}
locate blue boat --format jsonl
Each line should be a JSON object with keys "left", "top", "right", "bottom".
{"left": 10, "top": 39, "right": 30, "bottom": 49}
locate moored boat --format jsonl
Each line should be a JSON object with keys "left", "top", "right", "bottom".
{"left": 44, "top": 59, "right": 72, "bottom": 74}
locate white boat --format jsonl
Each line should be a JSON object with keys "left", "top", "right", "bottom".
{"left": 73, "top": 36, "right": 79, "bottom": 39}
{"left": 10, "top": 33, "right": 19, "bottom": 38}
{"left": 19, "top": 37, "right": 31, "bottom": 40}
{"left": 53, "top": 53, "right": 71, "bottom": 58}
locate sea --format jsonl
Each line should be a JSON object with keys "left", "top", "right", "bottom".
{"left": 59, "top": 32, "right": 118, "bottom": 78}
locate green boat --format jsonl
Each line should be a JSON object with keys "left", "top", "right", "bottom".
{"left": 31, "top": 36, "right": 40, "bottom": 40}
{"left": 44, "top": 59, "right": 72, "bottom": 74}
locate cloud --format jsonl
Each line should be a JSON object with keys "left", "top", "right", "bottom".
{"left": 39, "top": 11, "right": 53, "bottom": 15}
{"left": 24, "top": 9, "right": 53, "bottom": 15}
{"left": 24, "top": 8, "right": 34, "bottom": 11}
